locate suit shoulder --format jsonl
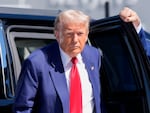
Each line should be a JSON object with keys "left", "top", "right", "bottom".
{"left": 85, "top": 44, "right": 102, "bottom": 55}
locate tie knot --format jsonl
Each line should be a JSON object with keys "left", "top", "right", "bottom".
{"left": 71, "top": 57, "right": 78, "bottom": 64}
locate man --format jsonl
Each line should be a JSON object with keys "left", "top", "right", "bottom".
{"left": 13, "top": 8, "right": 145, "bottom": 113}
{"left": 13, "top": 9, "right": 101, "bottom": 113}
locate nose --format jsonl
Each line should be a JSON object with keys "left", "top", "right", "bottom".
{"left": 72, "top": 33, "right": 78, "bottom": 42}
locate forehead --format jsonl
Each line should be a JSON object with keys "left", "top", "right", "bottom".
{"left": 60, "top": 20, "right": 88, "bottom": 31}
{"left": 61, "top": 24, "right": 88, "bottom": 34}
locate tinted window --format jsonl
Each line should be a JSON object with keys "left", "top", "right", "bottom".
{"left": 15, "top": 38, "right": 55, "bottom": 64}
{"left": 0, "top": 25, "right": 14, "bottom": 99}
{"left": 89, "top": 25, "right": 148, "bottom": 113}
{"left": 0, "top": 48, "right": 4, "bottom": 98}
{"left": 93, "top": 29, "right": 139, "bottom": 92}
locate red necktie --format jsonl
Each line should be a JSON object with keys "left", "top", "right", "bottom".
{"left": 70, "top": 57, "right": 82, "bottom": 113}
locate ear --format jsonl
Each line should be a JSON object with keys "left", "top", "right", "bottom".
{"left": 54, "top": 30, "right": 60, "bottom": 42}
{"left": 54, "top": 30, "right": 58, "bottom": 37}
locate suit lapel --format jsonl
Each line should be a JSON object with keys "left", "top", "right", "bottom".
{"left": 81, "top": 45, "right": 98, "bottom": 89}
{"left": 47, "top": 42, "right": 69, "bottom": 113}
{"left": 81, "top": 45, "right": 100, "bottom": 113}
{"left": 50, "top": 69, "right": 69, "bottom": 113}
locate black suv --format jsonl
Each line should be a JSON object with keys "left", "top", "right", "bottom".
{"left": 1, "top": 7, "right": 150, "bottom": 113}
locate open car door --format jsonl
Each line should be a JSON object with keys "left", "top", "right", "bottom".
{"left": 89, "top": 16, "right": 150, "bottom": 113}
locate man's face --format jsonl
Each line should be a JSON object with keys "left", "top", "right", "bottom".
{"left": 55, "top": 22, "right": 89, "bottom": 57}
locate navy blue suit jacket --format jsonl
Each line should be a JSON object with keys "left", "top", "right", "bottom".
{"left": 139, "top": 28, "right": 150, "bottom": 57}
{"left": 13, "top": 42, "right": 102, "bottom": 113}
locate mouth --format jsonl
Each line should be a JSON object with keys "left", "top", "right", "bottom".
{"left": 70, "top": 46, "right": 79, "bottom": 50}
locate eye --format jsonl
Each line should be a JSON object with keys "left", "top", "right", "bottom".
{"left": 66, "top": 32, "right": 73, "bottom": 37}
{"left": 77, "top": 32, "right": 84, "bottom": 36}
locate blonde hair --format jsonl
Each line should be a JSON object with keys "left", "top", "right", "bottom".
{"left": 54, "top": 9, "right": 90, "bottom": 31}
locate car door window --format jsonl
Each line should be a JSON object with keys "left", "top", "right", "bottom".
{"left": 0, "top": 44, "right": 4, "bottom": 98}
{"left": 91, "top": 28, "right": 138, "bottom": 91}
{"left": 0, "top": 24, "right": 14, "bottom": 99}
{"left": 89, "top": 17, "right": 150, "bottom": 113}
{"left": 15, "top": 38, "right": 55, "bottom": 64}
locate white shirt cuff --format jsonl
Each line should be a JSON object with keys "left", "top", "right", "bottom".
{"left": 136, "top": 23, "right": 142, "bottom": 34}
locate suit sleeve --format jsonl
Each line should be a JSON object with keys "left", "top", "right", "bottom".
{"left": 13, "top": 59, "right": 39, "bottom": 113}
{"left": 138, "top": 28, "right": 150, "bottom": 57}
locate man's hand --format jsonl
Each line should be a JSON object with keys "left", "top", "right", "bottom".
{"left": 119, "top": 7, "right": 141, "bottom": 30}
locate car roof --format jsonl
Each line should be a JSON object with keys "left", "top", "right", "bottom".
{"left": 0, "top": 7, "right": 60, "bottom": 20}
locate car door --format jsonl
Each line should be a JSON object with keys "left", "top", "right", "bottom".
{"left": 89, "top": 15, "right": 150, "bottom": 113}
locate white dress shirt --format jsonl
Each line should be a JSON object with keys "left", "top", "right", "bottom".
{"left": 59, "top": 47, "right": 94, "bottom": 113}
